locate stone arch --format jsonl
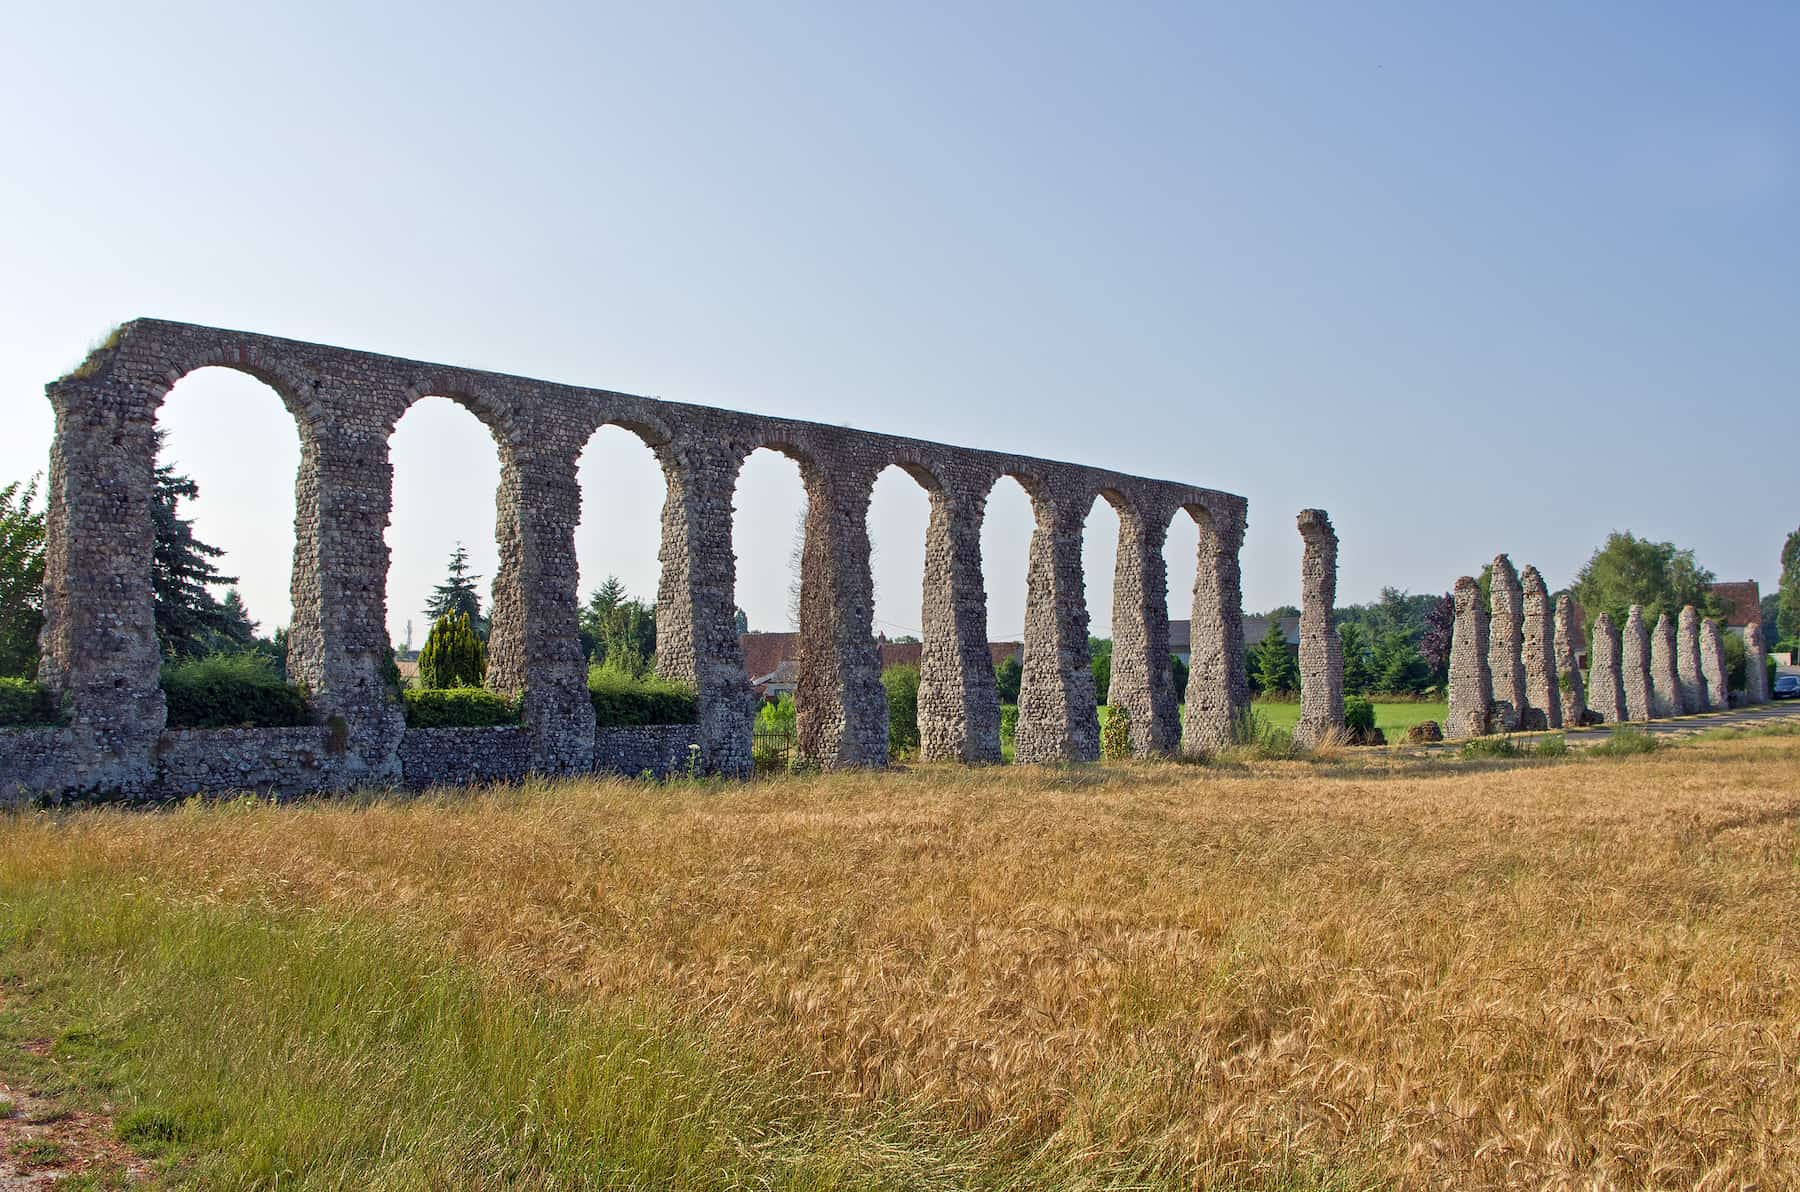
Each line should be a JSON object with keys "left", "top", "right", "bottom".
{"left": 573, "top": 410, "right": 680, "bottom": 676}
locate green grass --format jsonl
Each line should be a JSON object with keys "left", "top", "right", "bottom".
{"left": 1251, "top": 699, "right": 1447, "bottom": 738}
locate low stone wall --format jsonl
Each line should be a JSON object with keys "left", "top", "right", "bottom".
{"left": 0, "top": 727, "right": 81, "bottom": 802}
{"left": 594, "top": 724, "right": 702, "bottom": 778}
{"left": 156, "top": 726, "right": 353, "bottom": 797}
{"left": 399, "top": 727, "right": 532, "bottom": 788}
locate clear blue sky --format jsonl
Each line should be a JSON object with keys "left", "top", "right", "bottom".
{"left": 2, "top": 2, "right": 1794, "bottom": 646}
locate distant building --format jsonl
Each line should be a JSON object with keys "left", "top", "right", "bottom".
{"left": 738, "top": 631, "right": 1023, "bottom": 699}
{"left": 1169, "top": 616, "right": 1298, "bottom": 666}
{"left": 1705, "top": 580, "right": 1761, "bottom": 634}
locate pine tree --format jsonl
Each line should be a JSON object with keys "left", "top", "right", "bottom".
{"left": 152, "top": 432, "right": 243, "bottom": 659}
{"left": 1250, "top": 620, "right": 1299, "bottom": 694}
{"left": 425, "top": 543, "right": 486, "bottom": 636}
{"left": 418, "top": 611, "right": 486, "bottom": 689}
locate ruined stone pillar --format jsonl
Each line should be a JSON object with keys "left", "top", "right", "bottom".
{"left": 1622, "top": 605, "right": 1654, "bottom": 721}
{"left": 35, "top": 378, "right": 165, "bottom": 791}
{"left": 1744, "top": 621, "right": 1770, "bottom": 704}
{"left": 917, "top": 484, "right": 1002, "bottom": 763}
{"left": 1699, "top": 618, "right": 1729, "bottom": 711}
{"left": 1105, "top": 502, "right": 1179, "bottom": 756}
{"left": 484, "top": 444, "right": 593, "bottom": 775}
{"left": 795, "top": 464, "right": 889, "bottom": 768}
{"left": 1446, "top": 576, "right": 1492, "bottom": 739}
{"left": 1180, "top": 504, "right": 1249, "bottom": 753}
{"left": 1587, "top": 612, "right": 1625, "bottom": 723}
{"left": 1553, "top": 593, "right": 1588, "bottom": 726}
{"left": 1519, "top": 565, "right": 1562, "bottom": 730}
{"left": 1650, "top": 612, "right": 1681, "bottom": 719}
{"left": 1675, "top": 605, "right": 1704, "bottom": 714}
{"left": 655, "top": 441, "right": 753, "bottom": 776}
{"left": 1015, "top": 489, "right": 1099, "bottom": 763}
{"left": 1487, "top": 555, "right": 1527, "bottom": 731}
{"left": 1294, "top": 509, "right": 1342, "bottom": 748}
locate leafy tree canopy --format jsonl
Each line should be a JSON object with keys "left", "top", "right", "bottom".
{"left": 1569, "top": 531, "right": 1723, "bottom": 640}
{"left": 0, "top": 477, "right": 46, "bottom": 677}
{"left": 1780, "top": 528, "right": 1800, "bottom": 642}
{"left": 579, "top": 575, "right": 655, "bottom": 677}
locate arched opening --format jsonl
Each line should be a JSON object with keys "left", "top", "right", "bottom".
{"left": 573, "top": 424, "right": 668, "bottom": 677}
{"left": 732, "top": 446, "right": 809, "bottom": 768}
{"left": 980, "top": 474, "right": 1037, "bottom": 760}
{"left": 152, "top": 366, "right": 304, "bottom": 728}
{"left": 1082, "top": 491, "right": 1121, "bottom": 712}
{"left": 867, "top": 463, "right": 934, "bottom": 759}
{"left": 386, "top": 395, "right": 505, "bottom": 691}
{"left": 1163, "top": 510, "right": 1201, "bottom": 711}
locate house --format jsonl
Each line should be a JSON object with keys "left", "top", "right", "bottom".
{"left": 738, "top": 631, "right": 1024, "bottom": 699}
{"left": 1705, "top": 580, "right": 1761, "bottom": 634}
{"left": 1168, "top": 616, "right": 1298, "bottom": 666}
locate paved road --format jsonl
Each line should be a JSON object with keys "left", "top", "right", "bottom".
{"left": 1414, "top": 700, "right": 1800, "bottom": 754}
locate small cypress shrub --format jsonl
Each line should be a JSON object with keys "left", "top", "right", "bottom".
{"left": 882, "top": 664, "right": 920, "bottom": 759}
{"left": 0, "top": 677, "right": 57, "bottom": 726}
{"left": 588, "top": 664, "right": 697, "bottom": 726}
{"left": 418, "top": 612, "right": 486, "bottom": 690}
{"left": 1100, "top": 704, "right": 1133, "bottom": 760}
{"left": 162, "top": 653, "right": 308, "bottom": 729}
{"left": 402, "top": 687, "right": 520, "bottom": 728}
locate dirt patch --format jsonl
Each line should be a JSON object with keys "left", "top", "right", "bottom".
{"left": 0, "top": 1024, "right": 153, "bottom": 1189}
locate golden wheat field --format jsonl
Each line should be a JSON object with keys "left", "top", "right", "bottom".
{"left": 5, "top": 730, "right": 1800, "bottom": 1188}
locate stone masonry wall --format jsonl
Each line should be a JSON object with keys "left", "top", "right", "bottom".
{"left": 1699, "top": 619, "right": 1729, "bottom": 711}
{"left": 593, "top": 725, "right": 703, "bottom": 778}
{"left": 1553, "top": 594, "right": 1588, "bottom": 726}
{"left": 1487, "top": 555, "right": 1528, "bottom": 731}
{"left": 1587, "top": 612, "right": 1625, "bottom": 723}
{"left": 399, "top": 727, "right": 533, "bottom": 788}
{"left": 15, "top": 318, "right": 1246, "bottom": 798}
{"left": 1622, "top": 605, "right": 1654, "bottom": 721}
{"left": 1744, "top": 621, "right": 1770, "bottom": 704}
{"left": 1294, "top": 509, "right": 1342, "bottom": 748}
{"left": 1676, "top": 605, "right": 1704, "bottom": 714}
{"left": 1519, "top": 565, "right": 1562, "bottom": 730}
{"left": 1650, "top": 613, "right": 1682, "bottom": 719}
{"left": 1446, "top": 576, "right": 1492, "bottom": 740}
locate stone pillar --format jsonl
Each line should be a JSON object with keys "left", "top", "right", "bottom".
{"left": 1699, "top": 618, "right": 1729, "bottom": 711}
{"left": 1487, "top": 555, "right": 1527, "bottom": 731}
{"left": 484, "top": 444, "right": 593, "bottom": 775}
{"left": 35, "top": 378, "right": 164, "bottom": 792}
{"left": 1744, "top": 620, "right": 1770, "bottom": 704}
{"left": 1181, "top": 504, "right": 1250, "bottom": 753}
{"left": 1294, "top": 509, "right": 1342, "bottom": 748}
{"left": 284, "top": 404, "right": 406, "bottom": 781}
{"left": 1015, "top": 489, "right": 1099, "bottom": 763}
{"left": 1650, "top": 612, "right": 1681, "bottom": 719}
{"left": 1587, "top": 612, "right": 1625, "bottom": 724}
{"left": 1105, "top": 502, "right": 1179, "bottom": 756}
{"left": 917, "top": 484, "right": 1002, "bottom": 763}
{"left": 795, "top": 464, "right": 889, "bottom": 768}
{"left": 656, "top": 441, "right": 753, "bottom": 776}
{"left": 1553, "top": 593, "right": 1588, "bottom": 726}
{"left": 1675, "top": 605, "right": 1704, "bottom": 714}
{"left": 1446, "top": 576, "right": 1492, "bottom": 739}
{"left": 1622, "top": 605, "right": 1654, "bottom": 721}
{"left": 1520, "top": 565, "right": 1562, "bottom": 730}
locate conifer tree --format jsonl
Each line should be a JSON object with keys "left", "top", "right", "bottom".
{"left": 418, "top": 611, "right": 486, "bottom": 689}
{"left": 0, "top": 477, "right": 45, "bottom": 677}
{"left": 425, "top": 543, "right": 486, "bottom": 637}
{"left": 1250, "top": 620, "right": 1299, "bottom": 695}
{"left": 151, "top": 432, "right": 242, "bottom": 659}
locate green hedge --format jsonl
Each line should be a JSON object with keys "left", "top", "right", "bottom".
{"left": 403, "top": 687, "right": 520, "bottom": 728}
{"left": 0, "top": 677, "right": 58, "bottom": 726}
{"left": 589, "top": 667, "right": 697, "bottom": 727}
{"left": 162, "top": 653, "right": 309, "bottom": 730}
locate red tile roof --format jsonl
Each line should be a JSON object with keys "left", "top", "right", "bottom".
{"left": 1706, "top": 580, "right": 1761, "bottom": 627}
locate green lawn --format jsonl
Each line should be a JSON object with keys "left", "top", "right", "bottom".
{"left": 1251, "top": 698, "right": 1447, "bottom": 737}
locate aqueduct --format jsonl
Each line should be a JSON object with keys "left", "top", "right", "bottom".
{"left": 9, "top": 319, "right": 1249, "bottom": 796}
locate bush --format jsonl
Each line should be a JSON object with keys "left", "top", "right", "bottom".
{"left": 588, "top": 664, "right": 698, "bottom": 727}
{"left": 1589, "top": 726, "right": 1658, "bottom": 756}
{"left": 1533, "top": 733, "right": 1568, "bottom": 757}
{"left": 402, "top": 687, "right": 519, "bottom": 728}
{"left": 162, "top": 653, "right": 308, "bottom": 729}
{"left": 1100, "top": 704, "right": 1133, "bottom": 760}
{"left": 882, "top": 664, "right": 920, "bottom": 759}
{"left": 994, "top": 656, "right": 1022, "bottom": 704}
{"left": 0, "top": 677, "right": 57, "bottom": 726}
{"left": 1343, "top": 696, "right": 1375, "bottom": 736}
{"left": 1460, "top": 736, "right": 1520, "bottom": 759}
{"left": 418, "top": 612, "right": 486, "bottom": 690}
{"left": 999, "top": 703, "right": 1019, "bottom": 757}
{"left": 752, "top": 694, "right": 795, "bottom": 774}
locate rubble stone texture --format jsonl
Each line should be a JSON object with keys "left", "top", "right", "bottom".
{"left": 1676, "top": 605, "right": 1705, "bottom": 714}
{"left": 1587, "top": 612, "right": 1626, "bottom": 723}
{"left": 1519, "top": 566, "right": 1563, "bottom": 730}
{"left": 1552, "top": 594, "right": 1589, "bottom": 725}
{"left": 1699, "top": 619, "right": 1729, "bottom": 711}
{"left": 1650, "top": 613, "right": 1682, "bottom": 719}
{"left": 1744, "top": 621, "right": 1770, "bottom": 704}
{"left": 1293, "top": 509, "right": 1343, "bottom": 749}
{"left": 1103, "top": 494, "right": 1181, "bottom": 756}
{"left": 1446, "top": 576, "right": 1492, "bottom": 739}
{"left": 1487, "top": 555, "right": 1528, "bottom": 731}
{"left": 20, "top": 319, "right": 1245, "bottom": 797}
{"left": 1622, "top": 605, "right": 1654, "bottom": 721}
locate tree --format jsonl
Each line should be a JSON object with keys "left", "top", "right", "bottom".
{"left": 580, "top": 575, "right": 655, "bottom": 674}
{"left": 1419, "top": 593, "right": 1455, "bottom": 685}
{"left": 425, "top": 543, "right": 486, "bottom": 636}
{"left": 733, "top": 607, "right": 749, "bottom": 636}
{"left": 1569, "top": 531, "right": 1723, "bottom": 640}
{"left": 1338, "top": 622, "right": 1375, "bottom": 695}
{"left": 1170, "top": 653, "right": 1189, "bottom": 703}
{"left": 1780, "top": 528, "right": 1800, "bottom": 642}
{"left": 418, "top": 611, "right": 486, "bottom": 689}
{"left": 994, "top": 654, "right": 1022, "bottom": 704}
{"left": 1371, "top": 628, "right": 1430, "bottom": 694}
{"left": 0, "top": 477, "right": 46, "bottom": 677}
{"left": 198, "top": 588, "right": 260, "bottom": 657}
{"left": 1249, "top": 620, "right": 1298, "bottom": 695}
{"left": 152, "top": 435, "right": 244, "bottom": 660}
{"left": 1091, "top": 651, "right": 1112, "bottom": 705}
{"left": 1761, "top": 593, "right": 1781, "bottom": 649}
{"left": 882, "top": 664, "right": 920, "bottom": 758}
{"left": 1258, "top": 604, "right": 1300, "bottom": 622}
